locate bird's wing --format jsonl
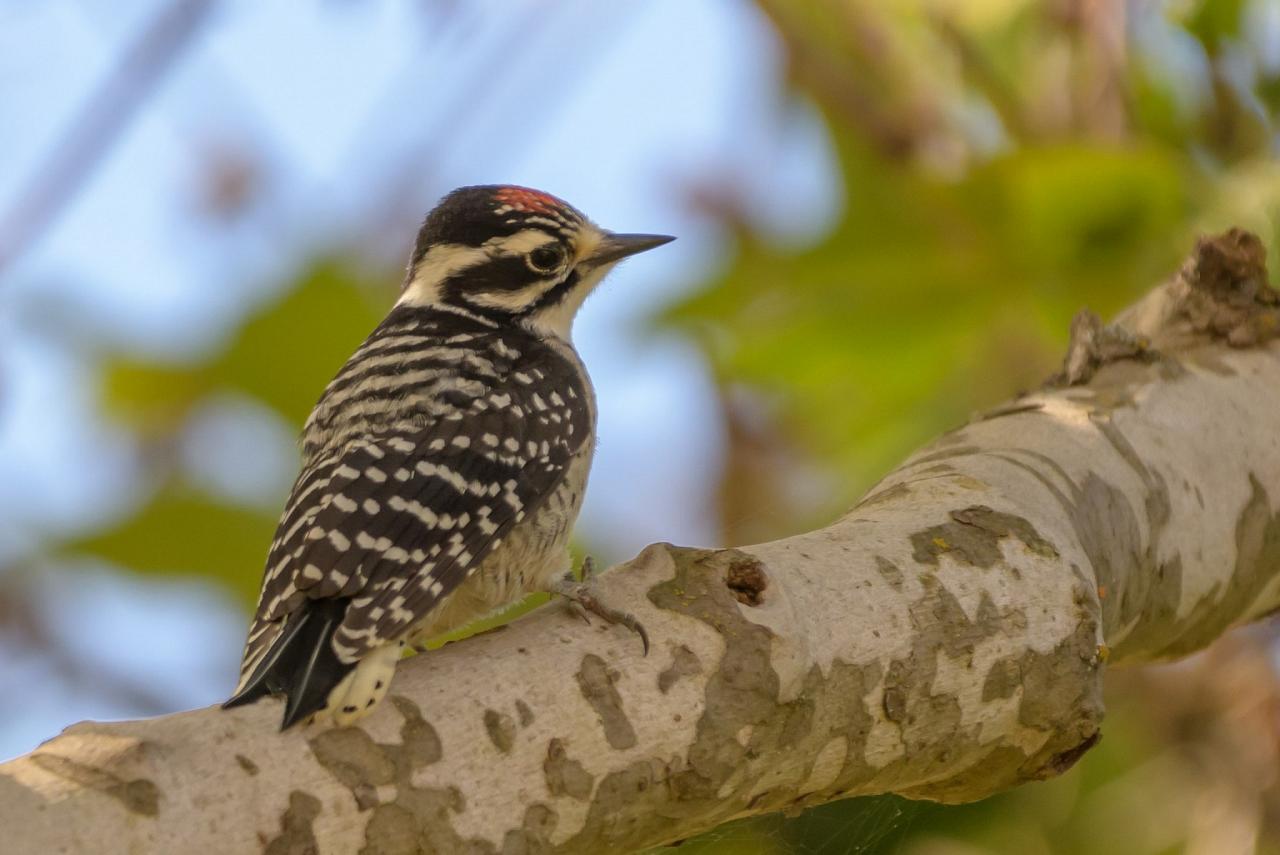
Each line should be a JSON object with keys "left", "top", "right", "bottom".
{"left": 232, "top": 363, "right": 590, "bottom": 692}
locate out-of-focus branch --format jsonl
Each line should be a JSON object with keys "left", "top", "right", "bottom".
{"left": 0, "top": 0, "right": 217, "bottom": 274}
{"left": 756, "top": 0, "right": 942, "bottom": 160}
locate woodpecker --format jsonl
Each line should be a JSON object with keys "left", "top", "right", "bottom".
{"left": 223, "top": 185, "right": 673, "bottom": 729}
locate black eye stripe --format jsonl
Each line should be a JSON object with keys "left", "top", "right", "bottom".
{"left": 526, "top": 269, "right": 581, "bottom": 313}
{"left": 441, "top": 256, "right": 537, "bottom": 294}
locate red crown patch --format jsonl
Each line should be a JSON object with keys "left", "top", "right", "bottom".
{"left": 493, "top": 186, "right": 562, "bottom": 215}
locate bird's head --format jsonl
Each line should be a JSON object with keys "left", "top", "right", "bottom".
{"left": 399, "top": 185, "right": 674, "bottom": 339}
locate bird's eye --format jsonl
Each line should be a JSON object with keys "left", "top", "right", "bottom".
{"left": 528, "top": 245, "right": 566, "bottom": 273}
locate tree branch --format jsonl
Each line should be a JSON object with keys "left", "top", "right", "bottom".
{"left": 5, "top": 229, "right": 1280, "bottom": 854}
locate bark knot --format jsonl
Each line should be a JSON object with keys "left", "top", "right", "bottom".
{"left": 725, "top": 556, "right": 768, "bottom": 606}
{"left": 1052, "top": 309, "right": 1150, "bottom": 386}
{"left": 1051, "top": 228, "right": 1279, "bottom": 386}
{"left": 1177, "top": 227, "right": 1280, "bottom": 347}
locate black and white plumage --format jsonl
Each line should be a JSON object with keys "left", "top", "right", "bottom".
{"left": 223, "top": 185, "right": 673, "bottom": 728}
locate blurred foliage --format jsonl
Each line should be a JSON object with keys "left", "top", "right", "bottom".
{"left": 103, "top": 262, "right": 386, "bottom": 431}
{"left": 29, "top": 0, "right": 1280, "bottom": 852}
{"left": 71, "top": 490, "right": 276, "bottom": 605}
{"left": 662, "top": 0, "right": 1280, "bottom": 541}
{"left": 67, "top": 261, "right": 388, "bottom": 603}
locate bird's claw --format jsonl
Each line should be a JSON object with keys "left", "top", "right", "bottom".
{"left": 559, "top": 557, "right": 594, "bottom": 625}
{"left": 552, "top": 569, "right": 649, "bottom": 656}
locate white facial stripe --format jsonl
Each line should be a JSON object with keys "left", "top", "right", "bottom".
{"left": 483, "top": 229, "right": 559, "bottom": 254}
{"left": 399, "top": 244, "right": 489, "bottom": 306}
{"left": 572, "top": 226, "right": 604, "bottom": 265}
{"left": 466, "top": 280, "right": 559, "bottom": 312}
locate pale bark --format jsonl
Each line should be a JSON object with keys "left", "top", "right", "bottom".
{"left": 5, "top": 230, "right": 1280, "bottom": 854}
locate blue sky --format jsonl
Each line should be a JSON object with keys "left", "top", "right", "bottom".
{"left": 0, "top": 0, "right": 837, "bottom": 759}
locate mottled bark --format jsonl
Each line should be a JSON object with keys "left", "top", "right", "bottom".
{"left": 4, "top": 229, "right": 1280, "bottom": 854}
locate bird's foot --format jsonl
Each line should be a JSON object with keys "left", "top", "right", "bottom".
{"left": 552, "top": 559, "right": 649, "bottom": 656}
{"left": 559, "top": 555, "right": 598, "bottom": 624}
{"left": 579, "top": 554, "right": 597, "bottom": 581}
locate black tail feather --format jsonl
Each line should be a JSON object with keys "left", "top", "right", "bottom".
{"left": 222, "top": 598, "right": 356, "bottom": 730}
{"left": 222, "top": 603, "right": 321, "bottom": 710}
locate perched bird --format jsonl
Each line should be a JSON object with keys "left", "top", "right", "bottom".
{"left": 223, "top": 185, "right": 672, "bottom": 729}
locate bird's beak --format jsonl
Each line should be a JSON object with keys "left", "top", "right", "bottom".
{"left": 586, "top": 232, "right": 676, "bottom": 266}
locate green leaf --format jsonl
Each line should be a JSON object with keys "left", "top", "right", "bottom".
{"left": 65, "top": 490, "right": 277, "bottom": 606}
{"left": 993, "top": 144, "right": 1188, "bottom": 283}
{"left": 98, "top": 260, "right": 392, "bottom": 433}
{"left": 100, "top": 359, "right": 213, "bottom": 434}
{"left": 1184, "top": 0, "right": 1245, "bottom": 53}
{"left": 214, "top": 261, "right": 390, "bottom": 427}
{"left": 660, "top": 135, "right": 1193, "bottom": 509}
